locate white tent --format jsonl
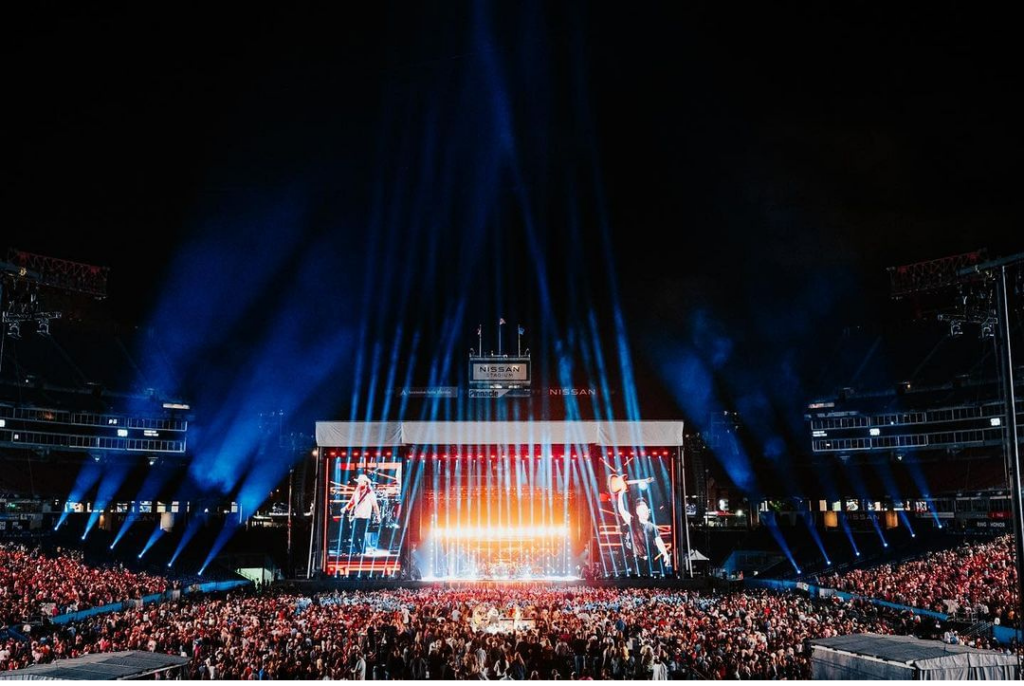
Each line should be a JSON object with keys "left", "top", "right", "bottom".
{"left": 810, "top": 634, "right": 1019, "bottom": 680}
{"left": 687, "top": 549, "right": 710, "bottom": 561}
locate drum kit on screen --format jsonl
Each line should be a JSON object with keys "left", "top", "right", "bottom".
{"left": 373, "top": 487, "right": 400, "bottom": 530}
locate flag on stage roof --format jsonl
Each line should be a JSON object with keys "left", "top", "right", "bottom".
{"left": 499, "top": 318, "right": 506, "bottom": 325}
{"left": 518, "top": 325, "right": 524, "bottom": 335}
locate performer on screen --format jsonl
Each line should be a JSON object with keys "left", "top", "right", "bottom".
{"left": 607, "top": 472, "right": 654, "bottom": 556}
{"left": 634, "top": 498, "right": 672, "bottom": 571}
{"left": 343, "top": 474, "right": 380, "bottom": 555}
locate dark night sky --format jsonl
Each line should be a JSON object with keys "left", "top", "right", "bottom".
{"left": 7, "top": 2, "right": 1023, "bottom": 408}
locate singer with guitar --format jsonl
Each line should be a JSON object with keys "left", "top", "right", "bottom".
{"left": 607, "top": 473, "right": 655, "bottom": 560}
{"left": 344, "top": 474, "right": 381, "bottom": 555}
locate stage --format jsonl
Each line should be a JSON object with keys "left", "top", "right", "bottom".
{"left": 311, "top": 420, "right": 689, "bottom": 581}
{"left": 286, "top": 576, "right": 711, "bottom": 593}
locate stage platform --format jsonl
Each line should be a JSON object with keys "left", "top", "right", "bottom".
{"left": 285, "top": 576, "right": 712, "bottom": 593}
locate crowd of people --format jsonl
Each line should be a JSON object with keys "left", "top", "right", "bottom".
{"left": 816, "top": 535, "right": 1019, "bottom": 626}
{"left": 0, "top": 541, "right": 169, "bottom": 625}
{"left": 3, "top": 581, "right": 1017, "bottom": 679}
{"left": 1, "top": 538, "right": 1021, "bottom": 679}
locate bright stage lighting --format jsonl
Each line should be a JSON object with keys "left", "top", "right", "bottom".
{"left": 433, "top": 524, "right": 569, "bottom": 540}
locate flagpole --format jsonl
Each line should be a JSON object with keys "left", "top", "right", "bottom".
{"left": 498, "top": 320, "right": 503, "bottom": 356}
{"left": 517, "top": 326, "right": 522, "bottom": 357}
{"left": 477, "top": 325, "right": 482, "bottom": 357}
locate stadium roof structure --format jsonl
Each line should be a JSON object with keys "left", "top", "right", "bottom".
{"left": 810, "top": 633, "right": 1020, "bottom": 680}
{"left": 0, "top": 650, "right": 190, "bottom": 680}
{"left": 316, "top": 420, "right": 684, "bottom": 447}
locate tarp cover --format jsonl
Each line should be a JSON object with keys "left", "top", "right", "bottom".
{"left": 0, "top": 650, "right": 191, "bottom": 680}
{"left": 810, "top": 634, "right": 1019, "bottom": 681}
{"left": 316, "top": 421, "right": 683, "bottom": 447}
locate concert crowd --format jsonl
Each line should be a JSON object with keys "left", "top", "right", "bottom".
{"left": 1, "top": 541, "right": 1020, "bottom": 679}
{"left": 0, "top": 541, "right": 168, "bottom": 624}
{"left": 817, "top": 535, "right": 1019, "bottom": 626}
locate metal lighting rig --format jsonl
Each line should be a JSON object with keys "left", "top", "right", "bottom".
{"left": 889, "top": 249, "right": 1024, "bottom": 644}
{"left": 1, "top": 248, "right": 109, "bottom": 349}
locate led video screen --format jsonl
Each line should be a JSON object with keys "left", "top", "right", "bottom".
{"left": 589, "top": 453, "right": 676, "bottom": 576}
{"left": 324, "top": 457, "right": 403, "bottom": 575}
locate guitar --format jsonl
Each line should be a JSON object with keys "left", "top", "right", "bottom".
{"left": 607, "top": 474, "right": 655, "bottom": 494}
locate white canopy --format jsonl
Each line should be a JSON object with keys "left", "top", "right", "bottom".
{"left": 316, "top": 420, "right": 683, "bottom": 447}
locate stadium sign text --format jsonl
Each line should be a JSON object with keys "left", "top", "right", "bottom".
{"left": 548, "top": 388, "right": 596, "bottom": 396}
{"left": 472, "top": 364, "right": 529, "bottom": 381}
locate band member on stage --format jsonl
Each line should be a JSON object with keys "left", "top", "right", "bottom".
{"left": 343, "top": 474, "right": 380, "bottom": 555}
{"left": 634, "top": 498, "right": 672, "bottom": 570}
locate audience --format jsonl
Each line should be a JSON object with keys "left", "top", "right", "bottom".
{"left": 817, "top": 535, "right": 1019, "bottom": 626}
{"left": 0, "top": 542, "right": 167, "bottom": 625}
{"left": 1, "top": 538, "right": 1020, "bottom": 679}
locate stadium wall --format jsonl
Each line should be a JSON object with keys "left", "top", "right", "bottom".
{"left": 49, "top": 580, "right": 250, "bottom": 625}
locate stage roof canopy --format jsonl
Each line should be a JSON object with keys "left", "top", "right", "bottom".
{"left": 0, "top": 651, "right": 191, "bottom": 680}
{"left": 316, "top": 421, "right": 684, "bottom": 448}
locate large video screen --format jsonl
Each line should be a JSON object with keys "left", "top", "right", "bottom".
{"left": 589, "top": 453, "right": 676, "bottom": 576}
{"left": 324, "top": 457, "right": 403, "bottom": 576}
